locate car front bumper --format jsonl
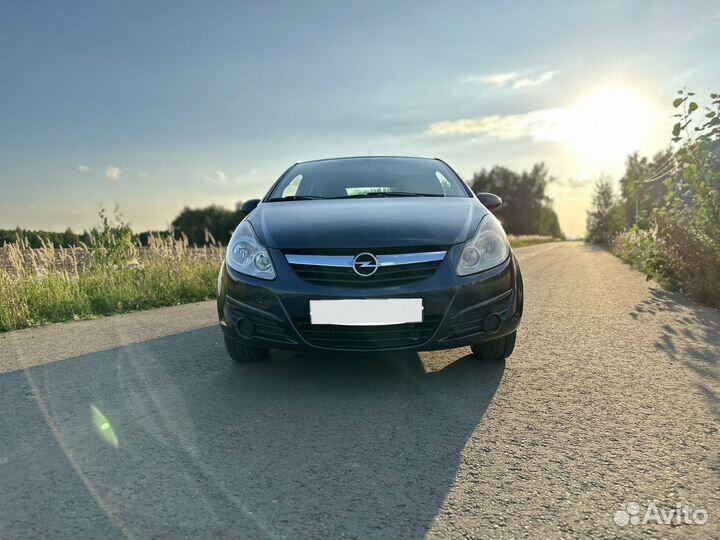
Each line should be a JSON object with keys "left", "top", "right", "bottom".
{"left": 217, "top": 245, "right": 523, "bottom": 352}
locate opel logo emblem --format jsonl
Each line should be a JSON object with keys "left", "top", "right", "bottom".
{"left": 352, "top": 252, "right": 379, "bottom": 277}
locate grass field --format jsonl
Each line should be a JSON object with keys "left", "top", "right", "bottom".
{"left": 0, "top": 234, "right": 557, "bottom": 332}
{"left": 0, "top": 236, "right": 223, "bottom": 332}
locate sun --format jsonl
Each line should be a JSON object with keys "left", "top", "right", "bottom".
{"left": 564, "top": 87, "right": 655, "bottom": 167}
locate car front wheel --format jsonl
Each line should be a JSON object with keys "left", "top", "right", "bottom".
{"left": 470, "top": 331, "right": 516, "bottom": 360}
{"left": 224, "top": 336, "right": 270, "bottom": 363}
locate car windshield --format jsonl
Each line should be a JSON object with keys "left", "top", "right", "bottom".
{"left": 267, "top": 158, "right": 469, "bottom": 200}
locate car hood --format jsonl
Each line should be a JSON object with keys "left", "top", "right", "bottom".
{"left": 248, "top": 197, "right": 488, "bottom": 249}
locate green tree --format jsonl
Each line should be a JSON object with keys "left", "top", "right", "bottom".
{"left": 61, "top": 227, "right": 80, "bottom": 247}
{"left": 537, "top": 206, "right": 564, "bottom": 238}
{"left": 586, "top": 178, "right": 625, "bottom": 244}
{"left": 618, "top": 150, "right": 672, "bottom": 227}
{"left": 171, "top": 204, "right": 247, "bottom": 246}
{"left": 470, "top": 163, "right": 563, "bottom": 237}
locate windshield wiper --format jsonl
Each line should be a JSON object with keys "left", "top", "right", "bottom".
{"left": 335, "top": 191, "right": 445, "bottom": 199}
{"left": 266, "top": 195, "right": 328, "bottom": 202}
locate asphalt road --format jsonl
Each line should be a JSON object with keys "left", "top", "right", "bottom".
{"left": 1, "top": 242, "right": 718, "bottom": 540}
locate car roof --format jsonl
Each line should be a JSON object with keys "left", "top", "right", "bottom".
{"left": 295, "top": 156, "right": 440, "bottom": 165}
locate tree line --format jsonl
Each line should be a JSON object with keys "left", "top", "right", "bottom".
{"left": 0, "top": 204, "right": 249, "bottom": 248}
{"left": 2, "top": 162, "right": 566, "bottom": 248}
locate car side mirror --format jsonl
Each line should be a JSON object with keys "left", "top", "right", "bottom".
{"left": 476, "top": 192, "right": 502, "bottom": 211}
{"left": 240, "top": 199, "right": 261, "bottom": 213}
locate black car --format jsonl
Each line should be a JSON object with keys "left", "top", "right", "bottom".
{"left": 217, "top": 156, "right": 523, "bottom": 362}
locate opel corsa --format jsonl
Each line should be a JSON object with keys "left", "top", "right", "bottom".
{"left": 217, "top": 157, "right": 523, "bottom": 362}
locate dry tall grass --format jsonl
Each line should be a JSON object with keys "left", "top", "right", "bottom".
{"left": 507, "top": 235, "right": 556, "bottom": 248}
{"left": 0, "top": 235, "right": 223, "bottom": 332}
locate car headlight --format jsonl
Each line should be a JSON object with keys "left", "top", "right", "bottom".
{"left": 457, "top": 215, "right": 510, "bottom": 276}
{"left": 226, "top": 221, "right": 276, "bottom": 280}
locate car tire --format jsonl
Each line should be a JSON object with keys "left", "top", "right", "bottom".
{"left": 224, "top": 336, "right": 270, "bottom": 363}
{"left": 471, "top": 331, "right": 516, "bottom": 360}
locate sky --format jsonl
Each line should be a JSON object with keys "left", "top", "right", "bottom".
{"left": 1, "top": 0, "right": 718, "bottom": 237}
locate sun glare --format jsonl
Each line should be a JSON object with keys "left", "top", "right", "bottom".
{"left": 564, "top": 88, "right": 655, "bottom": 167}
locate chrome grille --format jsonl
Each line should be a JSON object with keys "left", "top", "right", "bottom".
{"left": 285, "top": 251, "right": 445, "bottom": 287}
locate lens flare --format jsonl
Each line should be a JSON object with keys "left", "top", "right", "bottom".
{"left": 91, "top": 405, "right": 119, "bottom": 448}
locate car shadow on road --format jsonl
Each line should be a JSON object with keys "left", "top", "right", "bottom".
{"left": 1, "top": 326, "right": 504, "bottom": 540}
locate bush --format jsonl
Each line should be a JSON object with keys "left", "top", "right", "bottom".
{"left": 654, "top": 90, "right": 720, "bottom": 306}
{"left": 611, "top": 228, "right": 677, "bottom": 288}
{"left": 655, "top": 207, "right": 720, "bottom": 306}
{"left": 614, "top": 218, "right": 720, "bottom": 307}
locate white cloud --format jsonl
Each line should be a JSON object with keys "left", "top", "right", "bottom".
{"left": 429, "top": 108, "right": 567, "bottom": 142}
{"left": 512, "top": 70, "right": 557, "bottom": 89}
{"left": 203, "top": 170, "right": 227, "bottom": 184}
{"left": 464, "top": 72, "right": 520, "bottom": 87}
{"left": 105, "top": 166, "right": 121, "bottom": 180}
{"left": 77, "top": 164, "right": 92, "bottom": 172}
{"left": 137, "top": 170, "right": 148, "bottom": 179}
{"left": 249, "top": 168, "right": 258, "bottom": 175}
{"left": 430, "top": 87, "right": 659, "bottom": 173}
{"left": 464, "top": 69, "right": 557, "bottom": 89}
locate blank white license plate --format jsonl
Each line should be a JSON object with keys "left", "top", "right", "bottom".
{"left": 309, "top": 298, "right": 423, "bottom": 326}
